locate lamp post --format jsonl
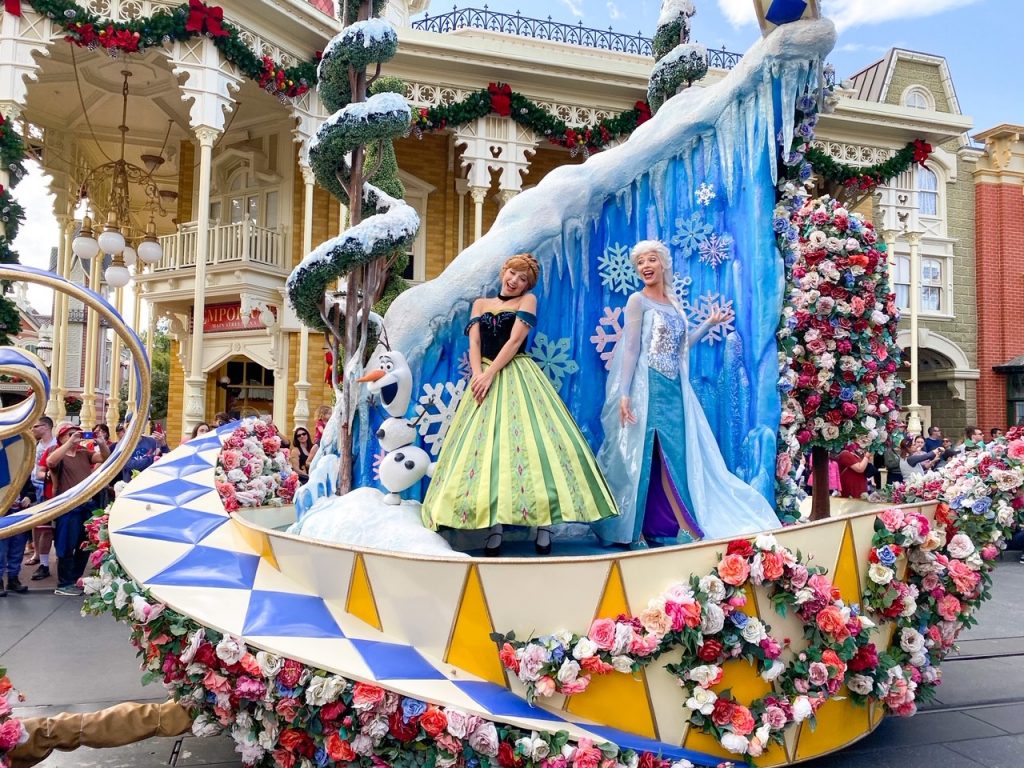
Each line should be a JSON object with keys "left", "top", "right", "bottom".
{"left": 905, "top": 229, "right": 925, "bottom": 437}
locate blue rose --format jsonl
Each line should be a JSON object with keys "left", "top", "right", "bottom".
{"left": 799, "top": 163, "right": 813, "bottom": 181}
{"left": 730, "top": 612, "right": 749, "bottom": 629}
{"left": 840, "top": 386, "right": 855, "bottom": 402}
{"left": 315, "top": 748, "right": 330, "bottom": 768}
{"left": 972, "top": 496, "right": 992, "bottom": 515}
{"left": 551, "top": 644, "right": 565, "bottom": 664}
{"left": 773, "top": 217, "right": 789, "bottom": 233}
{"left": 950, "top": 495, "right": 965, "bottom": 510}
{"left": 402, "top": 698, "right": 428, "bottom": 722}
{"left": 876, "top": 545, "right": 897, "bottom": 567}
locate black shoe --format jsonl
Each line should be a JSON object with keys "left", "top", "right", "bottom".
{"left": 6, "top": 576, "right": 27, "bottom": 594}
{"left": 30, "top": 565, "right": 50, "bottom": 581}
{"left": 535, "top": 527, "right": 552, "bottom": 556}
{"left": 0, "top": 582, "right": 6, "bottom": 597}
{"left": 484, "top": 532, "right": 503, "bottom": 557}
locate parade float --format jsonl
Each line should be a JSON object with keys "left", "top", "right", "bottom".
{"left": 3, "top": 1, "right": 1024, "bottom": 768}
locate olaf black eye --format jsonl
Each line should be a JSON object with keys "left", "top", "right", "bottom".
{"left": 394, "top": 453, "right": 405, "bottom": 461}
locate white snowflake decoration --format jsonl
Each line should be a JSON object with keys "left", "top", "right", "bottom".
{"left": 670, "top": 212, "right": 712, "bottom": 258}
{"left": 456, "top": 351, "right": 473, "bottom": 381}
{"left": 530, "top": 333, "right": 580, "bottom": 389}
{"left": 371, "top": 451, "right": 384, "bottom": 481}
{"left": 671, "top": 274, "right": 693, "bottom": 303}
{"left": 414, "top": 379, "right": 467, "bottom": 456}
{"left": 683, "top": 292, "right": 735, "bottom": 345}
{"left": 697, "top": 232, "right": 734, "bottom": 268}
{"left": 597, "top": 243, "right": 640, "bottom": 295}
{"left": 590, "top": 306, "right": 623, "bottom": 370}
{"left": 695, "top": 182, "right": 716, "bottom": 206}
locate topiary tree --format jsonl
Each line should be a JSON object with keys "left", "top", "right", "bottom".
{"left": 286, "top": 0, "right": 420, "bottom": 494}
{"left": 647, "top": 0, "right": 708, "bottom": 114}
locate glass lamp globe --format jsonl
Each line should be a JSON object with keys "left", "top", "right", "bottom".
{"left": 72, "top": 233, "right": 100, "bottom": 262}
{"left": 105, "top": 264, "right": 131, "bottom": 288}
{"left": 137, "top": 238, "right": 163, "bottom": 265}
{"left": 97, "top": 227, "right": 126, "bottom": 256}
{"left": 122, "top": 245, "right": 138, "bottom": 268}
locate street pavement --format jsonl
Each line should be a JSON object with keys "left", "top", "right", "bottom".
{"left": 2, "top": 556, "right": 1023, "bottom": 767}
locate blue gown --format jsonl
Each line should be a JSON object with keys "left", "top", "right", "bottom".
{"left": 594, "top": 293, "right": 780, "bottom": 545}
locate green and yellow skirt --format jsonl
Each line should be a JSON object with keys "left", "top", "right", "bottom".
{"left": 421, "top": 355, "right": 618, "bottom": 530}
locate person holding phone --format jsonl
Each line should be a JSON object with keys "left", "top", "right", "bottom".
{"left": 46, "top": 424, "right": 106, "bottom": 595}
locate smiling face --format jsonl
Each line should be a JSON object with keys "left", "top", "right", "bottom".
{"left": 501, "top": 268, "right": 530, "bottom": 298}
{"left": 633, "top": 250, "right": 665, "bottom": 288}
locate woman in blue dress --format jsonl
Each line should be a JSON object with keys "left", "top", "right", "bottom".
{"left": 595, "top": 240, "right": 780, "bottom": 547}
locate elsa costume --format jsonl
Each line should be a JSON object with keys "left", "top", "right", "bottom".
{"left": 594, "top": 292, "right": 780, "bottom": 545}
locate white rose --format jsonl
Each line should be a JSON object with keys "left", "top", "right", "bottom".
{"left": 947, "top": 533, "right": 975, "bottom": 560}
{"left": 900, "top": 627, "right": 925, "bottom": 654}
{"left": 612, "top": 623, "right": 633, "bottom": 655}
{"left": 192, "top": 713, "right": 223, "bottom": 737}
{"left": 611, "top": 655, "right": 634, "bottom": 673}
{"left": 761, "top": 660, "right": 785, "bottom": 682}
{"left": 664, "top": 583, "right": 695, "bottom": 603}
{"left": 556, "top": 660, "right": 581, "bottom": 684}
{"left": 179, "top": 629, "right": 206, "bottom": 665}
{"left": 700, "top": 602, "right": 725, "bottom": 635}
{"left": 256, "top": 651, "right": 283, "bottom": 679}
{"left": 909, "top": 652, "right": 928, "bottom": 668}
{"left": 688, "top": 665, "right": 721, "bottom": 687}
{"left": 848, "top": 674, "right": 873, "bottom": 695}
{"left": 670, "top": 761, "right": 694, "bottom": 768}
{"left": 720, "top": 732, "right": 750, "bottom": 755}
{"left": 822, "top": 424, "right": 840, "bottom": 440}
{"left": 698, "top": 575, "right": 726, "bottom": 602}
{"left": 215, "top": 634, "right": 246, "bottom": 665}
{"left": 741, "top": 617, "right": 768, "bottom": 644}
{"left": 685, "top": 686, "right": 717, "bottom": 715}
{"left": 868, "top": 563, "right": 894, "bottom": 585}
{"left": 792, "top": 695, "right": 814, "bottom": 722}
{"left": 572, "top": 637, "right": 598, "bottom": 660}
{"left": 754, "top": 533, "right": 778, "bottom": 551}
{"left": 305, "top": 675, "right": 346, "bottom": 706}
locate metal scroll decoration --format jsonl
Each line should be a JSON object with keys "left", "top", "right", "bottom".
{"left": 0, "top": 264, "right": 151, "bottom": 539}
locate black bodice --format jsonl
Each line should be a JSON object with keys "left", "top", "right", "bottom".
{"left": 470, "top": 311, "right": 527, "bottom": 360}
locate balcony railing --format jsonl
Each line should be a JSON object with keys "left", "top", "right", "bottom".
{"left": 155, "top": 219, "right": 286, "bottom": 273}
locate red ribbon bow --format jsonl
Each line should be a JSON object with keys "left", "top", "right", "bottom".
{"left": 912, "top": 138, "right": 933, "bottom": 165}
{"left": 324, "top": 349, "right": 334, "bottom": 384}
{"left": 185, "top": 0, "right": 227, "bottom": 38}
{"left": 487, "top": 82, "right": 513, "bottom": 117}
{"left": 634, "top": 100, "right": 652, "bottom": 124}
{"left": 4, "top": 0, "right": 21, "bottom": 16}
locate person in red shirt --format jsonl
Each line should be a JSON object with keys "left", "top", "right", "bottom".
{"left": 837, "top": 438, "right": 872, "bottom": 499}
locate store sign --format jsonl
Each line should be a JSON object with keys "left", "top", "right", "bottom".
{"left": 202, "top": 303, "right": 277, "bottom": 333}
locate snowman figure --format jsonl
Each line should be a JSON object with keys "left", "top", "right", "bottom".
{"left": 357, "top": 349, "right": 435, "bottom": 505}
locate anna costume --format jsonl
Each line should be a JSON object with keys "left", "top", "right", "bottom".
{"left": 422, "top": 308, "right": 618, "bottom": 531}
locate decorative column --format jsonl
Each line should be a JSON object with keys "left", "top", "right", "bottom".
{"left": 292, "top": 164, "right": 315, "bottom": 431}
{"left": 881, "top": 229, "right": 899, "bottom": 274}
{"left": 182, "top": 126, "right": 219, "bottom": 435}
{"left": 46, "top": 215, "right": 72, "bottom": 419}
{"left": 80, "top": 254, "right": 104, "bottom": 426}
{"left": 105, "top": 285, "right": 125, "bottom": 433}
{"left": 905, "top": 230, "right": 924, "bottom": 436}
{"left": 146, "top": 304, "right": 156, "bottom": 433}
{"left": 124, "top": 277, "right": 143, "bottom": 423}
{"left": 497, "top": 189, "right": 517, "bottom": 208}
{"left": 469, "top": 186, "right": 487, "bottom": 242}
{"left": 455, "top": 178, "right": 468, "bottom": 254}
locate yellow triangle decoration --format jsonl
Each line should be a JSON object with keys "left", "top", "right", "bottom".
{"left": 831, "top": 522, "right": 863, "bottom": 606}
{"left": 795, "top": 688, "right": 869, "bottom": 760}
{"left": 346, "top": 554, "right": 381, "bottom": 631}
{"left": 233, "top": 525, "right": 279, "bottom": 571}
{"left": 565, "top": 563, "right": 657, "bottom": 739}
{"left": 446, "top": 566, "right": 506, "bottom": 685}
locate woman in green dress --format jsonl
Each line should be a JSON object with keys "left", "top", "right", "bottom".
{"left": 421, "top": 254, "right": 617, "bottom": 556}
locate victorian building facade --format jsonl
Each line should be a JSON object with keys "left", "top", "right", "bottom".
{"left": 0, "top": 1, "right": 977, "bottom": 440}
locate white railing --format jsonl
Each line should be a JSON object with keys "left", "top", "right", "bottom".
{"left": 155, "top": 219, "right": 286, "bottom": 272}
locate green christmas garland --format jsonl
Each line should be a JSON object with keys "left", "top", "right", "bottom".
{"left": 411, "top": 84, "right": 653, "bottom": 155}
{"left": 805, "top": 138, "right": 933, "bottom": 192}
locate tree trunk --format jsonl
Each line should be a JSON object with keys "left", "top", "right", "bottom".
{"left": 810, "top": 445, "right": 831, "bottom": 521}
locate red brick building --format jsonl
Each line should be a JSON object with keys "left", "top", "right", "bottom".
{"left": 974, "top": 125, "right": 1024, "bottom": 429}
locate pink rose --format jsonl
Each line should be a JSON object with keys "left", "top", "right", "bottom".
{"left": 937, "top": 594, "right": 961, "bottom": 621}
{"left": 762, "top": 705, "right": 787, "bottom": 730}
{"left": 560, "top": 678, "right": 590, "bottom": 695}
{"left": 717, "top": 554, "right": 751, "bottom": 586}
{"left": 947, "top": 560, "right": 980, "bottom": 596}
{"left": 588, "top": 618, "right": 617, "bottom": 651}
{"left": 808, "top": 662, "right": 829, "bottom": 686}
{"left": 0, "top": 719, "right": 25, "bottom": 751}
{"left": 879, "top": 508, "right": 906, "bottom": 532}
{"left": 572, "top": 739, "right": 602, "bottom": 768}
{"left": 535, "top": 676, "right": 556, "bottom": 697}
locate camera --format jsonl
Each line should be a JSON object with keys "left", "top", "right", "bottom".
{"left": 81, "top": 431, "right": 94, "bottom": 439}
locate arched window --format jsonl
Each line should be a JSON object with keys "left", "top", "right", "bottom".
{"left": 893, "top": 255, "right": 945, "bottom": 314}
{"left": 917, "top": 165, "right": 938, "bottom": 217}
{"left": 902, "top": 86, "right": 933, "bottom": 110}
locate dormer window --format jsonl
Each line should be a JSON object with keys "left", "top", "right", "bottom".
{"left": 902, "top": 86, "right": 934, "bottom": 110}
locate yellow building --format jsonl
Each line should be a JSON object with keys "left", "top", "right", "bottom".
{"left": 0, "top": 1, "right": 970, "bottom": 441}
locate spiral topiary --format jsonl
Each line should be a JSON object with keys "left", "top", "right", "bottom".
{"left": 648, "top": 0, "right": 708, "bottom": 114}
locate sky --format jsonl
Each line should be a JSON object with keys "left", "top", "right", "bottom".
{"left": 14, "top": 0, "right": 1023, "bottom": 314}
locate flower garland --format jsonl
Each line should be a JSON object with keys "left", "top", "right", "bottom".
{"left": 19, "top": 0, "right": 317, "bottom": 101}
{"left": 410, "top": 83, "right": 652, "bottom": 157}
{"left": 496, "top": 533, "right": 899, "bottom": 759}
{"left": 79, "top": 512, "right": 709, "bottom": 768}
{"left": 0, "top": 665, "right": 28, "bottom": 768}
{"left": 498, "top": 434, "right": 1024, "bottom": 757}
{"left": 214, "top": 418, "right": 298, "bottom": 512}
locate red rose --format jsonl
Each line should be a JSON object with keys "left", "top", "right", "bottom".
{"left": 275, "top": 697, "right": 302, "bottom": 722}
{"left": 726, "top": 539, "right": 754, "bottom": 558}
{"left": 420, "top": 706, "right": 448, "bottom": 737}
{"left": 193, "top": 643, "right": 217, "bottom": 668}
{"left": 698, "top": 639, "right": 724, "bottom": 662}
{"left": 389, "top": 710, "right": 420, "bottom": 742}
{"left": 825, "top": 409, "right": 844, "bottom": 425}
{"left": 320, "top": 701, "right": 347, "bottom": 723}
{"left": 638, "top": 752, "right": 659, "bottom": 768}
{"left": 278, "top": 659, "right": 304, "bottom": 688}
{"left": 848, "top": 643, "right": 878, "bottom": 672}
{"left": 325, "top": 732, "right": 356, "bottom": 762}
{"left": 711, "top": 698, "right": 735, "bottom": 726}
{"left": 498, "top": 741, "right": 523, "bottom": 768}
{"left": 279, "top": 728, "right": 315, "bottom": 757}
{"left": 499, "top": 642, "right": 520, "bottom": 674}
{"left": 272, "top": 749, "right": 296, "bottom": 768}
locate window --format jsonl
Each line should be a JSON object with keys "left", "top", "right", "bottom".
{"left": 902, "top": 86, "right": 933, "bottom": 110}
{"left": 917, "top": 166, "right": 938, "bottom": 216}
{"left": 894, "top": 255, "right": 944, "bottom": 313}
{"left": 223, "top": 360, "right": 275, "bottom": 416}
{"left": 397, "top": 171, "right": 436, "bottom": 282}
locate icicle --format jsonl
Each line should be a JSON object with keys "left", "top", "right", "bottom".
{"left": 682, "top": 140, "right": 695, "bottom": 192}
{"left": 761, "top": 75, "right": 778, "bottom": 184}
{"left": 701, "top": 131, "right": 714, "bottom": 177}
{"left": 650, "top": 160, "right": 670, "bottom": 228}
{"left": 777, "top": 61, "right": 809, "bottom": 163}
{"left": 716, "top": 100, "right": 738, "bottom": 199}
{"left": 742, "top": 92, "right": 757, "bottom": 184}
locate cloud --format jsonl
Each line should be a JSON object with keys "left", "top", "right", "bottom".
{"left": 11, "top": 161, "right": 59, "bottom": 314}
{"left": 606, "top": 1, "right": 622, "bottom": 19}
{"left": 836, "top": 41, "right": 895, "bottom": 53}
{"left": 560, "top": 0, "right": 585, "bottom": 18}
{"left": 717, "top": 0, "right": 982, "bottom": 31}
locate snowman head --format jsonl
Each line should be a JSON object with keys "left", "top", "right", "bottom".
{"left": 357, "top": 349, "right": 414, "bottom": 418}
{"left": 379, "top": 445, "right": 432, "bottom": 495}
{"left": 376, "top": 416, "right": 417, "bottom": 452}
